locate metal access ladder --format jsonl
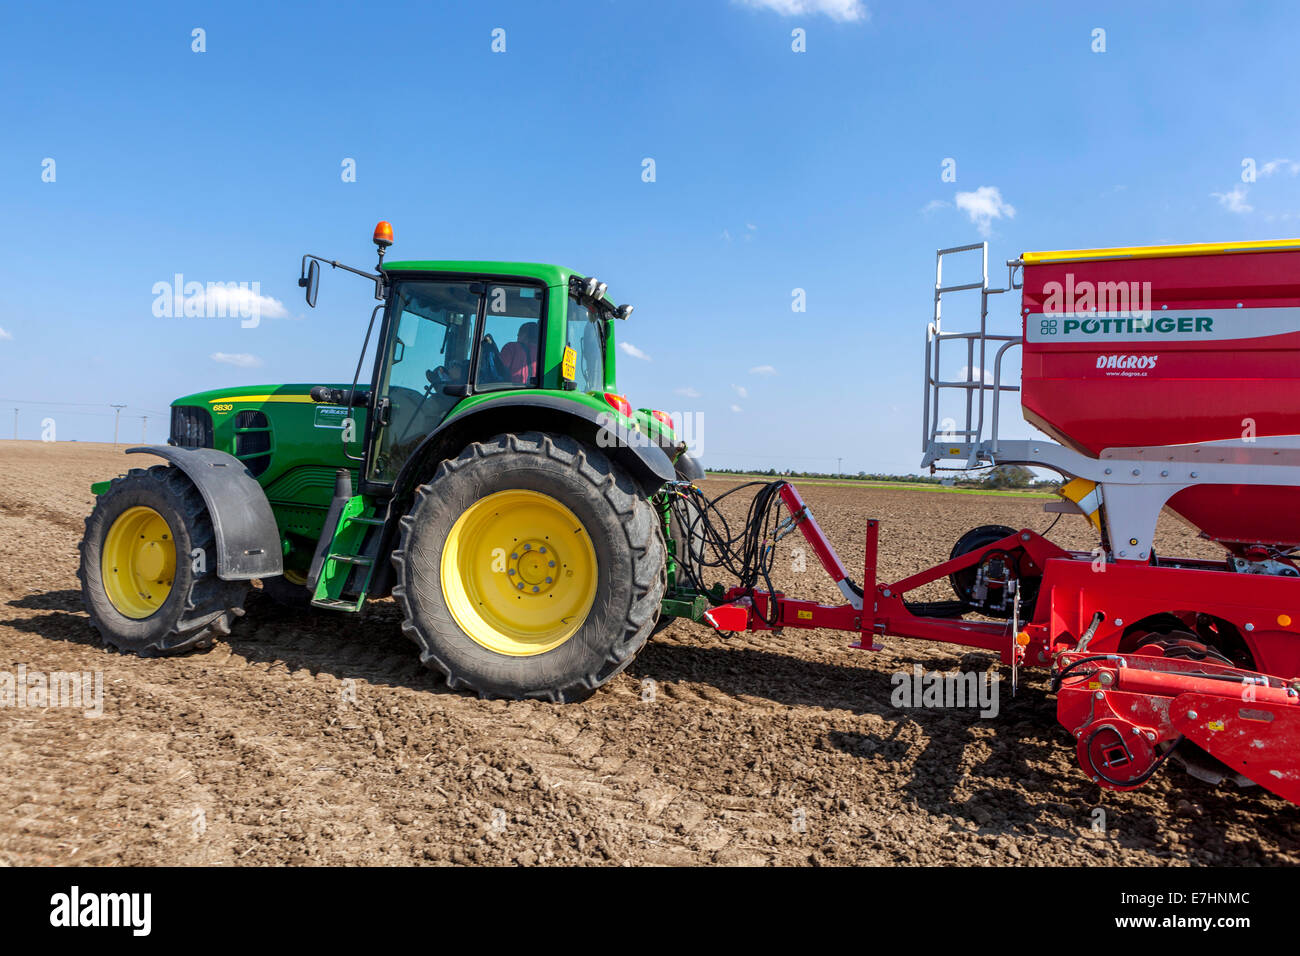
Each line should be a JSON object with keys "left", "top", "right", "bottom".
{"left": 921, "top": 242, "right": 1023, "bottom": 470}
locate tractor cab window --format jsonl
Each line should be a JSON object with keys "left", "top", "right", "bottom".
{"left": 566, "top": 298, "right": 606, "bottom": 392}
{"left": 477, "top": 283, "right": 545, "bottom": 390}
{"left": 369, "top": 280, "right": 481, "bottom": 483}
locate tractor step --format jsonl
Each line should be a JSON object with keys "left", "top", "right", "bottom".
{"left": 311, "top": 598, "right": 364, "bottom": 611}
{"left": 308, "top": 472, "right": 386, "bottom": 612}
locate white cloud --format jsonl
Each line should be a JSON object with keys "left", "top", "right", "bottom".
{"left": 955, "top": 186, "right": 1015, "bottom": 237}
{"left": 0, "top": 327, "right": 11, "bottom": 341}
{"left": 730, "top": 404, "right": 743, "bottom": 413}
{"left": 735, "top": 0, "right": 868, "bottom": 22}
{"left": 1259, "top": 158, "right": 1300, "bottom": 178}
{"left": 1212, "top": 185, "right": 1252, "bottom": 214}
{"left": 201, "top": 284, "right": 290, "bottom": 320}
{"left": 619, "top": 342, "right": 652, "bottom": 361}
{"left": 959, "top": 365, "right": 991, "bottom": 384}
{"left": 921, "top": 199, "right": 950, "bottom": 215}
{"left": 731, "top": 383, "right": 749, "bottom": 398}
{"left": 211, "top": 352, "right": 263, "bottom": 368}
{"left": 675, "top": 386, "right": 702, "bottom": 398}
{"left": 749, "top": 364, "right": 777, "bottom": 376}
{"left": 721, "top": 229, "right": 733, "bottom": 242}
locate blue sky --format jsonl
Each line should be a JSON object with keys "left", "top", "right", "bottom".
{"left": 3, "top": 0, "right": 1299, "bottom": 472}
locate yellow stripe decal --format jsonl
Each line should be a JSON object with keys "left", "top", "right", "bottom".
{"left": 207, "top": 395, "right": 316, "bottom": 404}
{"left": 1022, "top": 238, "right": 1300, "bottom": 265}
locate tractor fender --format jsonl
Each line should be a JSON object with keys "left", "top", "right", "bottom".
{"left": 391, "top": 394, "right": 675, "bottom": 502}
{"left": 125, "top": 446, "right": 284, "bottom": 581}
{"left": 674, "top": 451, "right": 705, "bottom": 482}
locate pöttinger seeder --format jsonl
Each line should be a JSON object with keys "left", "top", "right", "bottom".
{"left": 680, "top": 239, "right": 1300, "bottom": 804}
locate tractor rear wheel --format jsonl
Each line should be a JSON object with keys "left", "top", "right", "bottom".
{"left": 79, "top": 465, "right": 247, "bottom": 656}
{"left": 392, "top": 432, "right": 666, "bottom": 702}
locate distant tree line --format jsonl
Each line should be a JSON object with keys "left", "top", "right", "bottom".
{"left": 704, "top": 464, "right": 1058, "bottom": 492}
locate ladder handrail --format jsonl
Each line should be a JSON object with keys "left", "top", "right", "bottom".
{"left": 922, "top": 243, "right": 1024, "bottom": 466}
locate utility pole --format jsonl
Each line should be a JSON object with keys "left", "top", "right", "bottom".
{"left": 837, "top": 457, "right": 843, "bottom": 476}
{"left": 110, "top": 404, "right": 127, "bottom": 447}
{"left": 141, "top": 416, "right": 148, "bottom": 443}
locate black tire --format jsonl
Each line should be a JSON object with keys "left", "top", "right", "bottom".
{"left": 79, "top": 465, "right": 247, "bottom": 656}
{"left": 948, "top": 523, "right": 1039, "bottom": 619}
{"left": 391, "top": 432, "right": 666, "bottom": 702}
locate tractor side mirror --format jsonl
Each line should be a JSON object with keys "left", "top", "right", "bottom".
{"left": 299, "top": 259, "right": 320, "bottom": 308}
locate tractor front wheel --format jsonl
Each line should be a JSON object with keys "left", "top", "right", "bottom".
{"left": 392, "top": 432, "right": 666, "bottom": 701}
{"left": 79, "top": 465, "right": 247, "bottom": 656}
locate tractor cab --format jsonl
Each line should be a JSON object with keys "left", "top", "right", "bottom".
{"left": 298, "top": 223, "right": 657, "bottom": 492}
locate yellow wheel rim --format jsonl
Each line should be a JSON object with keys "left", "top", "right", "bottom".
{"left": 101, "top": 506, "right": 177, "bottom": 619}
{"left": 441, "top": 490, "right": 598, "bottom": 657}
{"left": 284, "top": 568, "right": 308, "bottom": 586}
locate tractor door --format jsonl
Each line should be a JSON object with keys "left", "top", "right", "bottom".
{"left": 367, "top": 279, "right": 484, "bottom": 483}
{"left": 366, "top": 278, "right": 548, "bottom": 484}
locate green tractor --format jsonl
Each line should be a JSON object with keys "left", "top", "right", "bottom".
{"left": 79, "top": 222, "right": 707, "bottom": 701}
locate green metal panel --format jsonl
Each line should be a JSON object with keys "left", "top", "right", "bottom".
{"left": 171, "top": 383, "right": 366, "bottom": 494}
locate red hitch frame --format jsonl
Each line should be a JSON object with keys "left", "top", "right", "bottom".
{"left": 697, "top": 481, "right": 1300, "bottom": 804}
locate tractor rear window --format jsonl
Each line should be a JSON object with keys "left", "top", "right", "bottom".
{"left": 567, "top": 298, "right": 606, "bottom": 392}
